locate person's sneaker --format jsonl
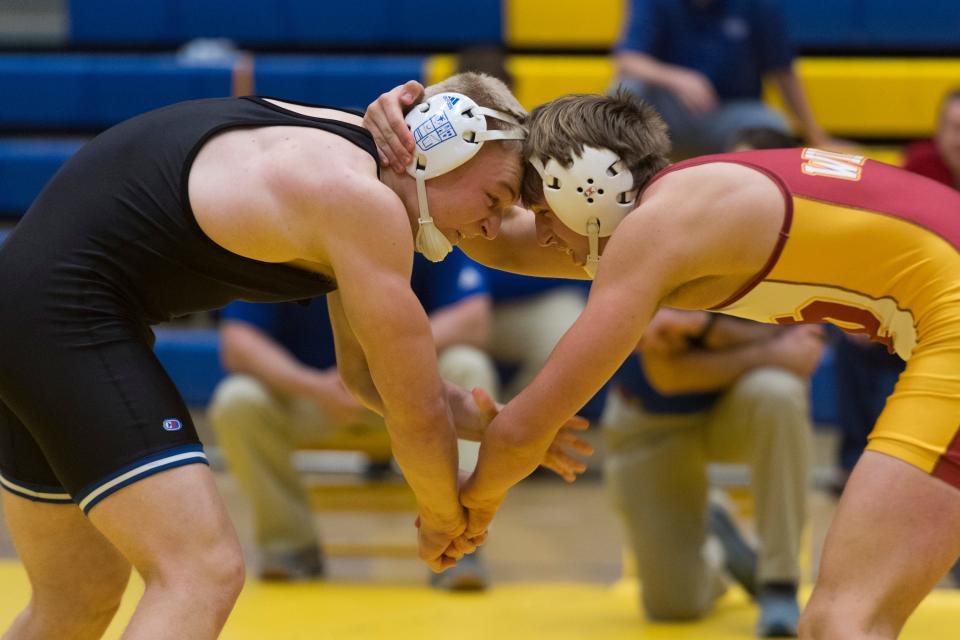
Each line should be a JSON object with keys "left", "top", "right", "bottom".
{"left": 756, "top": 582, "right": 800, "bottom": 638}
{"left": 429, "top": 551, "right": 489, "bottom": 591}
{"left": 258, "top": 545, "right": 325, "bottom": 582}
{"left": 363, "top": 459, "right": 395, "bottom": 482}
{"left": 948, "top": 557, "right": 960, "bottom": 587}
{"left": 707, "top": 501, "right": 758, "bottom": 598}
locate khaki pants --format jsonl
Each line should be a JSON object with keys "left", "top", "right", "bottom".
{"left": 208, "top": 345, "right": 498, "bottom": 555}
{"left": 489, "top": 287, "right": 587, "bottom": 399}
{"left": 601, "top": 367, "right": 811, "bottom": 620}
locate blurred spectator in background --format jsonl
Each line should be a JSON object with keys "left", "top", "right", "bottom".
{"left": 903, "top": 88, "right": 960, "bottom": 190}
{"left": 602, "top": 310, "right": 822, "bottom": 637}
{"left": 209, "top": 249, "right": 497, "bottom": 590}
{"left": 730, "top": 126, "right": 798, "bottom": 152}
{"left": 614, "top": 0, "right": 835, "bottom": 156}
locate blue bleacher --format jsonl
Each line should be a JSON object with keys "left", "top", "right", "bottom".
{"left": 783, "top": 0, "right": 960, "bottom": 50}
{"left": 153, "top": 328, "right": 224, "bottom": 407}
{"left": 0, "top": 54, "right": 234, "bottom": 130}
{"left": 254, "top": 55, "right": 424, "bottom": 109}
{"left": 0, "top": 53, "right": 425, "bottom": 130}
{"left": 0, "top": 139, "right": 84, "bottom": 214}
{"left": 66, "top": 0, "right": 960, "bottom": 52}
{"left": 68, "top": 0, "right": 502, "bottom": 48}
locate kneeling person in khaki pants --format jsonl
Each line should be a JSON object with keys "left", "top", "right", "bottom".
{"left": 210, "top": 248, "right": 497, "bottom": 588}
{"left": 602, "top": 309, "right": 823, "bottom": 637}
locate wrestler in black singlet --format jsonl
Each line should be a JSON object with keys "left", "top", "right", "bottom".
{"left": 0, "top": 96, "right": 377, "bottom": 512}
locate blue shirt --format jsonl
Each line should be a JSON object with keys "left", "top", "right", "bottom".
{"left": 222, "top": 249, "right": 488, "bottom": 369}
{"left": 613, "top": 352, "right": 722, "bottom": 415}
{"left": 483, "top": 268, "right": 590, "bottom": 302}
{"left": 618, "top": 0, "right": 795, "bottom": 101}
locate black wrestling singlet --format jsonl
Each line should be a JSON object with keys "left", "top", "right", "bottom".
{"left": 0, "top": 96, "right": 378, "bottom": 507}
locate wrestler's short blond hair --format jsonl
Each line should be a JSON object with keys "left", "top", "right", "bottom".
{"left": 424, "top": 72, "right": 527, "bottom": 132}
{"left": 521, "top": 90, "right": 671, "bottom": 207}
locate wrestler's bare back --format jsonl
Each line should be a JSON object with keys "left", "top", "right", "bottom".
{"left": 187, "top": 99, "right": 380, "bottom": 278}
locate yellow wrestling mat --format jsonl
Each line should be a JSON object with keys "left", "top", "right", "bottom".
{"left": 2, "top": 561, "right": 958, "bottom": 639}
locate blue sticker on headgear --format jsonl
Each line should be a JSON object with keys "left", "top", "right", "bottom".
{"left": 414, "top": 112, "right": 458, "bottom": 151}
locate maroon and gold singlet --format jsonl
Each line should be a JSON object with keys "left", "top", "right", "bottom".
{"left": 653, "top": 148, "right": 960, "bottom": 487}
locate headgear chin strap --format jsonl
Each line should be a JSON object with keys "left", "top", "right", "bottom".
{"left": 405, "top": 92, "right": 525, "bottom": 261}
{"left": 529, "top": 146, "right": 638, "bottom": 278}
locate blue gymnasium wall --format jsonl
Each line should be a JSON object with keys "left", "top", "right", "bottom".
{"left": 783, "top": 0, "right": 960, "bottom": 50}
{"left": 68, "top": 0, "right": 503, "bottom": 48}
{"left": 67, "top": 0, "right": 960, "bottom": 51}
{"left": 0, "top": 54, "right": 424, "bottom": 131}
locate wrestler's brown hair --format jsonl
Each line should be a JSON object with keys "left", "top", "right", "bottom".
{"left": 423, "top": 72, "right": 526, "bottom": 132}
{"left": 521, "top": 90, "right": 671, "bottom": 207}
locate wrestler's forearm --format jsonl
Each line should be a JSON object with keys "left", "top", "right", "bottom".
{"left": 364, "top": 331, "right": 462, "bottom": 528}
{"left": 642, "top": 341, "right": 773, "bottom": 394}
{"left": 384, "top": 405, "right": 462, "bottom": 527}
{"left": 221, "top": 321, "right": 326, "bottom": 397}
{"left": 772, "top": 69, "right": 828, "bottom": 145}
{"left": 464, "top": 401, "right": 555, "bottom": 502}
{"left": 702, "top": 316, "right": 782, "bottom": 350}
{"left": 615, "top": 51, "right": 687, "bottom": 90}
{"left": 465, "top": 300, "right": 646, "bottom": 502}
{"left": 429, "top": 294, "right": 491, "bottom": 352}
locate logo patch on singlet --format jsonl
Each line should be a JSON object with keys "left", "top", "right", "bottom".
{"left": 162, "top": 419, "right": 183, "bottom": 432}
{"left": 413, "top": 113, "right": 458, "bottom": 151}
{"left": 801, "top": 148, "right": 866, "bottom": 181}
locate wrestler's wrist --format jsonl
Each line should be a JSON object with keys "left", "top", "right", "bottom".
{"left": 417, "top": 503, "right": 465, "bottom": 534}
{"left": 460, "top": 485, "right": 506, "bottom": 512}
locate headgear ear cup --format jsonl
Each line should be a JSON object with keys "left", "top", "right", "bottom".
{"left": 529, "top": 146, "right": 637, "bottom": 277}
{"left": 404, "top": 92, "right": 525, "bottom": 262}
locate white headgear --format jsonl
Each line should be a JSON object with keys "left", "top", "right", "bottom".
{"left": 529, "top": 146, "right": 638, "bottom": 277}
{"left": 405, "top": 92, "right": 525, "bottom": 261}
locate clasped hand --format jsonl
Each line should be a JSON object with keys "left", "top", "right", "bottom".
{"left": 418, "top": 388, "right": 594, "bottom": 572}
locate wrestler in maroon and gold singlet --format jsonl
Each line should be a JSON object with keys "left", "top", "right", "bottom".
{"left": 650, "top": 148, "right": 960, "bottom": 487}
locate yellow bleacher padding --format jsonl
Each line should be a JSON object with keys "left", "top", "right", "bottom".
{"left": 861, "top": 147, "right": 904, "bottom": 166}
{"left": 505, "top": 0, "right": 626, "bottom": 48}
{"left": 764, "top": 58, "right": 960, "bottom": 138}
{"left": 424, "top": 55, "right": 616, "bottom": 109}
{"left": 509, "top": 56, "right": 617, "bottom": 108}
{"left": 425, "top": 54, "right": 458, "bottom": 87}
{"left": 427, "top": 55, "right": 959, "bottom": 139}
